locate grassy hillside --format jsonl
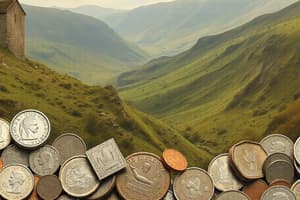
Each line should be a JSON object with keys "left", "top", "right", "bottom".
{"left": 119, "top": 1, "right": 300, "bottom": 154}
{"left": 103, "top": 0, "right": 297, "bottom": 56}
{"left": 24, "top": 5, "right": 148, "bottom": 85}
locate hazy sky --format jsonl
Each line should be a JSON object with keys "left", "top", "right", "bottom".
{"left": 19, "top": 0, "right": 175, "bottom": 9}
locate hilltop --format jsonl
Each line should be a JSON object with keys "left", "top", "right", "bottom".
{"left": 0, "top": 48, "right": 210, "bottom": 167}
{"left": 118, "top": 1, "right": 300, "bottom": 154}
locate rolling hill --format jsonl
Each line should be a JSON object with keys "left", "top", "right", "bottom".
{"left": 0, "top": 48, "right": 211, "bottom": 167}
{"left": 118, "top": 1, "right": 300, "bottom": 154}
{"left": 24, "top": 5, "right": 148, "bottom": 85}
{"left": 98, "top": 0, "right": 298, "bottom": 56}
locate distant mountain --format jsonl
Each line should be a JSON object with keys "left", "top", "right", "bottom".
{"left": 24, "top": 5, "right": 148, "bottom": 85}
{"left": 118, "top": 1, "right": 300, "bottom": 154}
{"left": 103, "top": 0, "right": 298, "bottom": 56}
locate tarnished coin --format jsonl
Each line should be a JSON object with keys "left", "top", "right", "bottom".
{"left": 173, "top": 167, "right": 214, "bottom": 200}
{"left": 216, "top": 190, "right": 249, "bottom": 200}
{"left": 208, "top": 153, "right": 243, "bottom": 191}
{"left": 37, "top": 175, "right": 62, "bottom": 200}
{"left": 163, "top": 190, "right": 175, "bottom": 200}
{"left": 26, "top": 175, "right": 40, "bottom": 200}
{"left": 29, "top": 145, "right": 60, "bottom": 176}
{"left": 0, "top": 164, "right": 34, "bottom": 200}
{"left": 242, "top": 179, "right": 268, "bottom": 200}
{"left": 57, "top": 194, "right": 79, "bottom": 200}
{"left": 263, "top": 152, "right": 292, "bottom": 173}
{"left": 0, "top": 118, "right": 11, "bottom": 150}
{"left": 53, "top": 133, "right": 86, "bottom": 164}
{"left": 87, "top": 175, "right": 116, "bottom": 200}
{"left": 270, "top": 180, "right": 292, "bottom": 188}
{"left": 86, "top": 138, "right": 126, "bottom": 180}
{"left": 231, "top": 141, "right": 267, "bottom": 180}
{"left": 294, "top": 136, "right": 300, "bottom": 165}
{"left": 10, "top": 109, "right": 50, "bottom": 149}
{"left": 116, "top": 152, "right": 171, "bottom": 200}
{"left": 261, "top": 186, "right": 296, "bottom": 200}
{"left": 59, "top": 155, "right": 99, "bottom": 198}
{"left": 162, "top": 149, "right": 188, "bottom": 171}
{"left": 260, "top": 134, "right": 294, "bottom": 158}
{"left": 265, "top": 160, "right": 294, "bottom": 184}
{"left": 291, "top": 180, "right": 300, "bottom": 200}
{"left": 1, "top": 144, "right": 29, "bottom": 166}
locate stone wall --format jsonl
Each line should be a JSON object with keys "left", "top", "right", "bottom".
{"left": 0, "top": 14, "right": 7, "bottom": 49}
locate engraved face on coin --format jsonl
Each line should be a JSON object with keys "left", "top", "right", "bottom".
{"left": 164, "top": 190, "right": 175, "bottom": 200}
{"left": 87, "top": 175, "right": 116, "bottom": 200}
{"left": 208, "top": 153, "right": 243, "bottom": 191}
{"left": 291, "top": 180, "right": 300, "bottom": 200}
{"left": 0, "top": 118, "right": 11, "bottom": 150}
{"left": 10, "top": 110, "right": 50, "bottom": 149}
{"left": 260, "top": 134, "right": 294, "bottom": 158}
{"left": 231, "top": 141, "right": 267, "bottom": 180}
{"left": 59, "top": 155, "right": 99, "bottom": 198}
{"left": 162, "top": 149, "right": 188, "bottom": 171}
{"left": 1, "top": 144, "right": 29, "bottom": 166}
{"left": 116, "top": 152, "right": 171, "bottom": 200}
{"left": 0, "top": 164, "right": 34, "bottom": 200}
{"left": 37, "top": 175, "right": 62, "bottom": 200}
{"left": 294, "top": 136, "right": 300, "bottom": 165}
{"left": 29, "top": 145, "right": 60, "bottom": 176}
{"left": 53, "top": 133, "right": 86, "bottom": 164}
{"left": 261, "top": 186, "right": 296, "bottom": 200}
{"left": 216, "top": 190, "right": 250, "bottom": 200}
{"left": 173, "top": 167, "right": 214, "bottom": 200}
{"left": 86, "top": 138, "right": 126, "bottom": 180}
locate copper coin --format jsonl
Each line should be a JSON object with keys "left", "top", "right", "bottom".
{"left": 116, "top": 152, "right": 171, "bottom": 200}
{"left": 231, "top": 141, "right": 267, "bottom": 180}
{"left": 87, "top": 175, "right": 116, "bottom": 200}
{"left": 27, "top": 176, "right": 40, "bottom": 200}
{"left": 243, "top": 179, "right": 268, "bottom": 200}
{"left": 162, "top": 149, "right": 188, "bottom": 171}
{"left": 269, "top": 179, "right": 292, "bottom": 188}
{"left": 37, "top": 175, "right": 62, "bottom": 200}
{"left": 0, "top": 159, "right": 3, "bottom": 171}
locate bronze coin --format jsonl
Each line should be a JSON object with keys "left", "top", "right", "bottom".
{"left": 162, "top": 149, "right": 188, "bottom": 171}
{"left": 0, "top": 158, "right": 3, "bottom": 171}
{"left": 27, "top": 175, "right": 41, "bottom": 200}
{"left": 116, "top": 152, "right": 170, "bottom": 200}
{"left": 37, "top": 175, "right": 62, "bottom": 200}
{"left": 242, "top": 179, "right": 268, "bottom": 200}
{"left": 269, "top": 179, "right": 292, "bottom": 188}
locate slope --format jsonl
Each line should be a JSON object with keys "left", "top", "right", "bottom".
{"left": 119, "top": 1, "right": 300, "bottom": 154}
{"left": 24, "top": 5, "right": 147, "bottom": 85}
{"left": 103, "top": 0, "right": 298, "bottom": 56}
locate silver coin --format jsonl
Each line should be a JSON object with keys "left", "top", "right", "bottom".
{"left": 263, "top": 152, "right": 292, "bottom": 173}
{"left": 164, "top": 190, "right": 175, "bottom": 200}
{"left": 57, "top": 194, "right": 79, "bottom": 200}
{"left": 0, "top": 118, "right": 11, "bottom": 150}
{"left": 1, "top": 144, "right": 29, "bottom": 166}
{"left": 291, "top": 180, "right": 300, "bottom": 200}
{"left": 10, "top": 109, "right": 50, "bottom": 149}
{"left": 216, "top": 190, "right": 250, "bottom": 200}
{"left": 294, "top": 136, "right": 300, "bottom": 165}
{"left": 87, "top": 175, "right": 116, "bottom": 200}
{"left": 261, "top": 186, "right": 296, "bottom": 200}
{"left": 264, "top": 160, "right": 294, "bottom": 184}
{"left": 86, "top": 138, "right": 126, "bottom": 180}
{"left": 29, "top": 145, "right": 60, "bottom": 176}
{"left": 59, "top": 155, "right": 99, "bottom": 198}
{"left": 173, "top": 167, "right": 214, "bottom": 200}
{"left": 260, "top": 134, "right": 294, "bottom": 158}
{"left": 208, "top": 153, "right": 243, "bottom": 191}
{"left": 0, "top": 164, "right": 34, "bottom": 200}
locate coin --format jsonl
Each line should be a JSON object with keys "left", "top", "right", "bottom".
{"left": 163, "top": 190, "right": 175, "bottom": 200}
{"left": 208, "top": 153, "right": 243, "bottom": 191}
{"left": 291, "top": 180, "right": 300, "bottom": 200}
{"left": 52, "top": 133, "right": 86, "bottom": 164}
{"left": 270, "top": 179, "right": 292, "bottom": 188}
{"left": 10, "top": 109, "right": 50, "bottom": 149}
{"left": 263, "top": 152, "right": 292, "bottom": 173}
{"left": 59, "top": 155, "right": 99, "bottom": 198}
{"left": 116, "top": 152, "right": 171, "bottom": 200}
{"left": 242, "top": 179, "right": 268, "bottom": 200}
{"left": 0, "top": 164, "right": 34, "bottom": 200}
{"left": 231, "top": 141, "right": 267, "bottom": 180}
{"left": 294, "top": 159, "right": 300, "bottom": 176}
{"left": 26, "top": 175, "right": 40, "bottom": 200}
{"left": 37, "top": 175, "right": 62, "bottom": 200}
{"left": 87, "top": 175, "right": 116, "bottom": 200}
{"left": 216, "top": 190, "right": 249, "bottom": 200}
{"left": 162, "top": 149, "right": 188, "bottom": 171}
{"left": 57, "top": 194, "right": 79, "bottom": 200}
{"left": 29, "top": 145, "right": 60, "bottom": 176}
{"left": 261, "top": 185, "right": 296, "bottom": 200}
{"left": 86, "top": 138, "right": 126, "bottom": 180}
{"left": 173, "top": 167, "right": 214, "bottom": 200}
{"left": 260, "top": 134, "right": 294, "bottom": 158}
{"left": 0, "top": 158, "right": 3, "bottom": 171}
{"left": 265, "top": 160, "right": 294, "bottom": 184}
{"left": 294, "top": 136, "right": 300, "bottom": 165}
{"left": 0, "top": 118, "right": 11, "bottom": 150}
{"left": 106, "top": 192, "right": 121, "bottom": 200}
{"left": 1, "top": 144, "right": 29, "bottom": 166}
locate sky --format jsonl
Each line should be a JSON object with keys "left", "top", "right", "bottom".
{"left": 19, "top": 0, "right": 176, "bottom": 9}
